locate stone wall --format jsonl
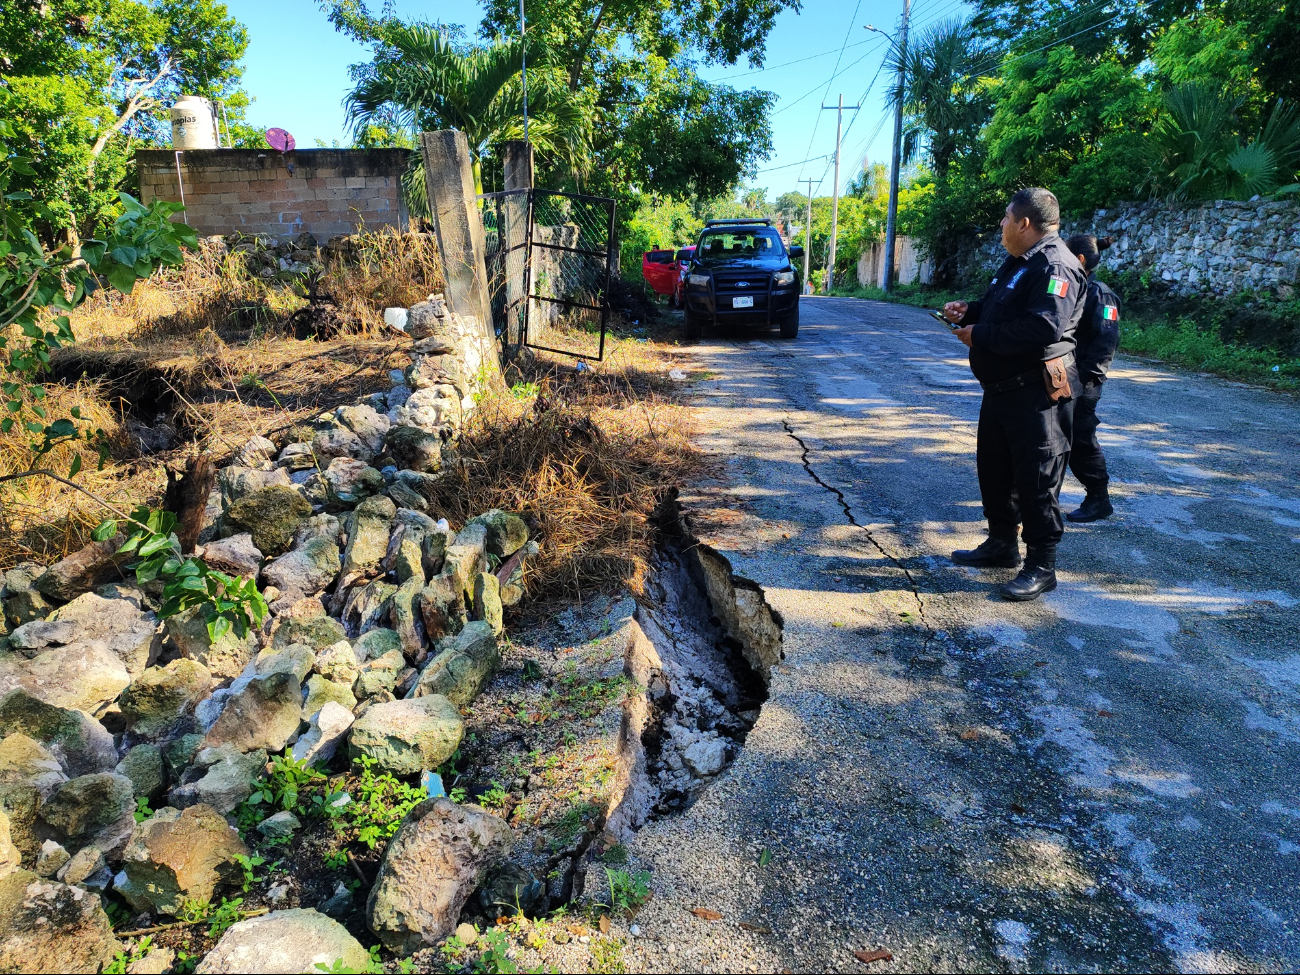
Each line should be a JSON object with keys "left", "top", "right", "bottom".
{"left": 138, "top": 148, "right": 410, "bottom": 240}
{"left": 954, "top": 199, "right": 1300, "bottom": 298}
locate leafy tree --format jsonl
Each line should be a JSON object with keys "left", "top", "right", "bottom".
{"left": 341, "top": 23, "right": 588, "bottom": 198}
{"left": 887, "top": 17, "right": 1001, "bottom": 181}
{"left": 0, "top": 0, "right": 256, "bottom": 242}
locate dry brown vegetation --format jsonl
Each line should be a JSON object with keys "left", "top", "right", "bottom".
{"left": 2, "top": 228, "right": 704, "bottom": 607}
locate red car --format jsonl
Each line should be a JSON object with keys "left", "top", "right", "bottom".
{"left": 641, "top": 246, "right": 697, "bottom": 307}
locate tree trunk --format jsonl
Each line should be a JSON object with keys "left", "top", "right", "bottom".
{"left": 163, "top": 454, "right": 215, "bottom": 554}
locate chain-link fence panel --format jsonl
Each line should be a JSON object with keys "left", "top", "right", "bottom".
{"left": 525, "top": 189, "right": 615, "bottom": 361}
{"left": 478, "top": 189, "right": 531, "bottom": 347}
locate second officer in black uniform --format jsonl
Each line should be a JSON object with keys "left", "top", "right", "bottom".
{"left": 943, "top": 188, "right": 1087, "bottom": 601}
{"left": 1063, "top": 234, "right": 1121, "bottom": 522}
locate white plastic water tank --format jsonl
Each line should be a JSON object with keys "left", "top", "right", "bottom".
{"left": 170, "top": 95, "right": 219, "bottom": 149}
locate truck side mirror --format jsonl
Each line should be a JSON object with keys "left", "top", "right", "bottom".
{"left": 789, "top": 245, "right": 804, "bottom": 259}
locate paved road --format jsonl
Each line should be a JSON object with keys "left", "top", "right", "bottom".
{"left": 623, "top": 297, "right": 1300, "bottom": 974}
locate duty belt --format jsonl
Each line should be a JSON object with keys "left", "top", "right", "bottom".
{"left": 980, "top": 352, "right": 1074, "bottom": 395}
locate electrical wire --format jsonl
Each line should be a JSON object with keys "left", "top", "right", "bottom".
{"left": 791, "top": 0, "right": 868, "bottom": 190}
{"left": 721, "top": 39, "right": 875, "bottom": 80}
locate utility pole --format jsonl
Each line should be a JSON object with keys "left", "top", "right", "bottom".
{"left": 520, "top": 0, "right": 529, "bottom": 144}
{"left": 821, "top": 95, "right": 860, "bottom": 293}
{"left": 883, "top": 0, "right": 911, "bottom": 293}
{"left": 803, "top": 178, "right": 813, "bottom": 295}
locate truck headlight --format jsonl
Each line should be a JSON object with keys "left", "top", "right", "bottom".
{"left": 773, "top": 270, "right": 795, "bottom": 286}
{"left": 687, "top": 273, "right": 711, "bottom": 287}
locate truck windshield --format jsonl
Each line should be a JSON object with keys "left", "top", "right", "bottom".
{"left": 695, "top": 228, "right": 785, "bottom": 263}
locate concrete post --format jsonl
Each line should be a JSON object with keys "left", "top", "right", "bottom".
{"left": 420, "top": 130, "right": 496, "bottom": 345}
{"left": 502, "top": 141, "right": 534, "bottom": 191}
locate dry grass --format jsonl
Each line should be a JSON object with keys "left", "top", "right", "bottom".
{"left": 426, "top": 336, "right": 708, "bottom": 604}
{"left": 3, "top": 226, "right": 701, "bottom": 606}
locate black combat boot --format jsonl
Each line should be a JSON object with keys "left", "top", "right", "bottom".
{"left": 951, "top": 530, "right": 1021, "bottom": 568}
{"left": 1000, "top": 544, "right": 1057, "bottom": 601}
{"left": 1067, "top": 489, "right": 1114, "bottom": 523}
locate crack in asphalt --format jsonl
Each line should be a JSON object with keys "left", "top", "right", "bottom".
{"left": 782, "top": 417, "right": 936, "bottom": 651}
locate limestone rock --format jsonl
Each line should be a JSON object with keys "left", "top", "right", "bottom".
{"left": 410, "top": 622, "right": 500, "bottom": 707}
{"left": 386, "top": 480, "right": 428, "bottom": 512}
{"left": 338, "top": 579, "right": 396, "bottom": 637}
{"left": 0, "top": 869, "right": 121, "bottom": 973}
{"left": 353, "top": 628, "right": 401, "bottom": 663}
{"left": 340, "top": 495, "right": 397, "bottom": 577}
{"left": 472, "top": 572, "right": 503, "bottom": 635}
{"left": 499, "top": 541, "right": 538, "bottom": 607}
{"left": 0, "top": 735, "right": 68, "bottom": 859}
{"left": 390, "top": 576, "right": 425, "bottom": 659}
{"left": 290, "top": 702, "right": 352, "bottom": 767}
{"left": 39, "top": 773, "right": 135, "bottom": 853}
{"left": 204, "top": 673, "right": 303, "bottom": 753}
{"left": 218, "top": 466, "right": 291, "bottom": 509}
{"left": 418, "top": 575, "right": 467, "bottom": 644}
{"left": 56, "top": 843, "right": 108, "bottom": 888}
{"left": 115, "top": 744, "right": 165, "bottom": 804}
{"left": 302, "top": 674, "right": 356, "bottom": 718}
{"left": 261, "top": 537, "right": 340, "bottom": 610}
{"left": 33, "top": 535, "right": 127, "bottom": 601}
{"left": 385, "top": 425, "right": 442, "bottom": 473}
{"left": 47, "top": 591, "right": 162, "bottom": 676}
{"left": 35, "top": 840, "right": 68, "bottom": 878}
{"left": 226, "top": 485, "right": 312, "bottom": 556}
{"left": 275, "top": 441, "right": 317, "bottom": 473}
{"left": 167, "top": 745, "right": 266, "bottom": 814}
{"left": 356, "top": 648, "right": 406, "bottom": 698}
{"left": 0, "top": 691, "right": 116, "bottom": 776}
{"left": 199, "top": 533, "right": 263, "bottom": 578}
{"left": 314, "top": 640, "right": 360, "bottom": 687}
{"left": 166, "top": 606, "right": 257, "bottom": 679}
{"left": 465, "top": 509, "right": 529, "bottom": 559}
{"left": 254, "top": 644, "right": 314, "bottom": 682}
{"left": 233, "top": 435, "right": 277, "bottom": 470}
{"left": 271, "top": 613, "right": 348, "bottom": 652}
{"left": 335, "top": 405, "right": 391, "bottom": 457}
{"left": 256, "top": 810, "right": 301, "bottom": 840}
{"left": 348, "top": 696, "right": 463, "bottom": 775}
{"left": 366, "top": 798, "right": 512, "bottom": 951}
{"left": 196, "top": 908, "right": 368, "bottom": 974}
{"left": 323, "top": 457, "right": 385, "bottom": 506}
{"left": 312, "top": 423, "right": 372, "bottom": 464}
{"left": 114, "top": 804, "right": 249, "bottom": 915}
{"left": 2, "top": 563, "right": 54, "bottom": 628}
{"left": 0, "top": 810, "right": 22, "bottom": 878}
{"left": 119, "top": 659, "right": 213, "bottom": 741}
{"left": 0, "top": 638, "right": 130, "bottom": 716}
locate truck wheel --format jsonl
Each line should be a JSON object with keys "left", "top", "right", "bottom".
{"left": 683, "top": 311, "right": 703, "bottom": 341}
{"left": 779, "top": 306, "right": 799, "bottom": 339}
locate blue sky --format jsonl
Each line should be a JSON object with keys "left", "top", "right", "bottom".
{"left": 226, "top": 0, "right": 969, "bottom": 201}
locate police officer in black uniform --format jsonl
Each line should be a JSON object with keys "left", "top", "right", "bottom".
{"left": 1063, "top": 234, "right": 1121, "bottom": 522}
{"left": 943, "top": 188, "right": 1086, "bottom": 601}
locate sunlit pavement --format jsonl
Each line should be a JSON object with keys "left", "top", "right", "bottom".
{"left": 622, "top": 297, "right": 1300, "bottom": 974}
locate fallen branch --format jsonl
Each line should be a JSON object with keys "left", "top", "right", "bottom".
{"left": 119, "top": 906, "right": 269, "bottom": 937}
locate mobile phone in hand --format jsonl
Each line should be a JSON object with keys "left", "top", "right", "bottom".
{"left": 930, "top": 309, "right": 959, "bottom": 330}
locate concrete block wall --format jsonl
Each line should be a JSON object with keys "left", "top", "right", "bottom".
{"left": 856, "top": 236, "right": 933, "bottom": 288}
{"left": 137, "top": 148, "right": 410, "bottom": 239}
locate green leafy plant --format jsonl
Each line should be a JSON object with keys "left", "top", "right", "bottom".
{"left": 475, "top": 780, "right": 509, "bottom": 809}
{"left": 323, "top": 847, "right": 349, "bottom": 871}
{"left": 510, "top": 381, "right": 541, "bottom": 400}
{"left": 205, "top": 897, "right": 247, "bottom": 939}
{"left": 93, "top": 505, "right": 268, "bottom": 643}
{"left": 247, "top": 750, "right": 326, "bottom": 814}
{"left": 472, "top": 930, "right": 519, "bottom": 974}
{"left": 347, "top": 755, "right": 427, "bottom": 848}
{"left": 315, "top": 944, "right": 411, "bottom": 974}
{"left": 103, "top": 936, "right": 154, "bottom": 975}
{"left": 604, "top": 868, "right": 651, "bottom": 916}
{"left": 233, "top": 854, "right": 265, "bottom": 893}
{"left": 133, "top": 796, "right": 154, "bottom": 824}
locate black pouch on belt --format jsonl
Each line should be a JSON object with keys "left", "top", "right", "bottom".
{"left": 1043, "top": 356, "right": 1071, "bottom": 403}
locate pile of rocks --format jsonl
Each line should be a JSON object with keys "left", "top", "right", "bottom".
{"left": 0, "top": 306, "right": 536, "bottom": 969}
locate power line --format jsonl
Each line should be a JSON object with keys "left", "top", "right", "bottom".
{"left": 756, "top": 153, "right": 834, "bottom": 173}
{"left": 721, "top": 39, "right": 875, "bottom": 80}
{"left": 792, "top": 0, "right": 867, "bottom": 188}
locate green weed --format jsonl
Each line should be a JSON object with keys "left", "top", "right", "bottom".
{"left": 103, "top": 936, "right": 154, "bottom": 974}
{"left": 347, "top": 755, "right": 427, "bottom": 848}
{"left": 603, "top": 868, "right": 652, "bottom": 916}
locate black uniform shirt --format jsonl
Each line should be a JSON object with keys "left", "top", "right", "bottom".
{"left": 959, "top": 233, "right": 1087, "bottom": 385}
{"left": 1076, "top": 276, "right": 1122, "bottom": 385}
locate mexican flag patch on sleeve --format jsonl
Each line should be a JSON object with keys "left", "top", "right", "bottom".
{"left": 1103, "top": 304, "right": 1119, "bottom": 321}
{"left": 1047, "top": 276, "right": 1070, "bottom": 297}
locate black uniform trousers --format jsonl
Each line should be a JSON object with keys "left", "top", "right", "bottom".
{"left": 1068, "top": 381, "right": 1108, "bottom": 492}
{"left": 976, "top": 368, "right": 1078, "bottom": 548}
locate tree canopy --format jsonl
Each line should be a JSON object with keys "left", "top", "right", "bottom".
{"left": 0, "top": 0, "right": 255, "bottom": 241}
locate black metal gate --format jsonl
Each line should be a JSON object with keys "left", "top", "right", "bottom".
{"left": 479, "top": 187, "right": 616, "bottom": 361}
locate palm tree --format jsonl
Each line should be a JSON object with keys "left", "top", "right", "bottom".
{"left": 344, "top": 25, "right": 590, "bottom": 205}
{"left": 886, "top": 18, "right": 1002, "bottom": 181}
{"left": 1148, "top": 84, "right": 1300, "bottom": 200}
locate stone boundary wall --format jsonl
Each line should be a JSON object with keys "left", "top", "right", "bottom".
{"left": 954, "top": 199, "right": 1300, "bottom": 298}
{"left": 137, "top": 148, "right": 411, "bottom": 240}
{"left": 856, "top": 236, "right": 932, "bottom": 288}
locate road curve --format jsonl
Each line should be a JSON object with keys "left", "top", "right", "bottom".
{"left": 623, "top": 296, "right": 1300, "bottom": 974}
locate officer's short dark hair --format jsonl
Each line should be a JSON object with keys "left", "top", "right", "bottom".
{"left": 1008, "top": 188, "right": 1060, "bottom": 232}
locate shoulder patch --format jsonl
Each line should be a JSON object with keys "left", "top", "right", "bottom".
{"left": 1103, "top": 304, "right": 1119, "bottom": 321}
{"left": 1006, "top": 268, "right": 1026, "bottom": 289}
{"left": 1047, "top": 276, "right": 1070, "bottom": 297}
